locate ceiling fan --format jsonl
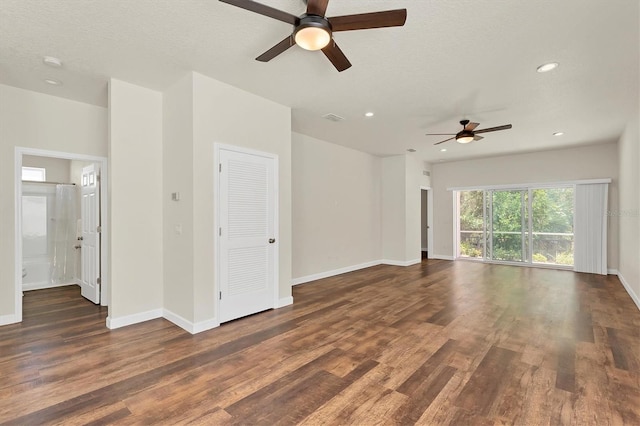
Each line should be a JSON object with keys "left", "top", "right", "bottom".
{"left": 428, "top": 120, "right": 513, "bottom": 145}
{"left": 218, "top": 0, "right": 407, "bottom": 72}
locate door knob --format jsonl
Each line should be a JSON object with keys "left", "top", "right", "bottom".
{"left": 269, "top": 238, "right": 276, "bottom": 244}
{"left": 77, "top": 236, "right": 83, "bottom": 241}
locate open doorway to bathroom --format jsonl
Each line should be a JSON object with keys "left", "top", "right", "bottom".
{"left": 15, "top": 148, "right": 109, "bottom": 324}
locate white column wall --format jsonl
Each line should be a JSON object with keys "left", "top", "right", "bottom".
{"left": 107, "top": 79, "right": 163, "bottom": 324}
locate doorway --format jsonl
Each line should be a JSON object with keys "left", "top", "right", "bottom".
{"left": 15, "top": 147, "right": 109, "bottom": 323}
{"left": 420, "top": 187, "right": 433, "bottom": 260}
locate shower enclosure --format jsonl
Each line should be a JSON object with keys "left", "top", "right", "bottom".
{"left": 22, "top": 183, "right": 78, "bottom": 290}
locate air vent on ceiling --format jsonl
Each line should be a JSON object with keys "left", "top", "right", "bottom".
{"left": 323, "top": 113, "right": 345, "bottom": 122}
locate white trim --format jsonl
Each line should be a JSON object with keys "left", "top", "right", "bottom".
{"left": 292, "top": 260, "right": 382, "bottom": 286}
{"left": 162, "top": 309, "right": 194, "bottom": 333}
{"left": 192, "top": 318, "right": 220, "bottom": 334}
{"left": 421, "top": 247, "right": 428, "bottom": 251}
{"left": 106, "top": 309, "right": 163, "bottom": 330}
{"left": 14, "top": 149, "right": 22, "bottom": 322}
{"left": 616, "top": 272, "right": 640, "bottom": 311}
{"left": 431, "top": 254, "right": 455, "bottom": 260}
{"left": 382, "top": 258, "right": 422, "bottom": 267}
{"left": 608, "top": 269, "right": 619, "bottom": 275}
{"left": 0, "top": 314, "right": 19, "bottom": 326}
{"left": 276, "top": 296, "right": 294, "bottom": 308}
{"left": 162, "top": 309, "right": 220, "bottom": 334}
{"left": 23, "top": 282, "right": 76, "bottom": 292}
{"left": 14, "top": 147, "right": 110, "bottom": 325}
{"left": 447, "top": 178, "right": 612, "bottom": 192}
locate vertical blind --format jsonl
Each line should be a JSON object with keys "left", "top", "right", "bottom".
{"left": 574, "top": 183, "right": 608, "bottom": 275}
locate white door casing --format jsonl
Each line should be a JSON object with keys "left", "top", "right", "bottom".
{"left": 217, "top": 146, "right": 277, "bottom": 323}
{"left": 80, "top": 164, "right": 101, "bottom": 304}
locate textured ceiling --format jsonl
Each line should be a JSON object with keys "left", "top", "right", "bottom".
{"left": 0, "top": 0, "right": 638, "bottom": 162}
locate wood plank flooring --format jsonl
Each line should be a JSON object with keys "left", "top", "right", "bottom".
{"left": 1, "top": 260, "right": 639, "bottom": 425}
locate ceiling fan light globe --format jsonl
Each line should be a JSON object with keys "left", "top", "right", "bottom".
{"left": 294, "top": 26, "right": 331, "bottom": 51}
{"left": 456, "top": 136, "right": 474, "bottom": 144}
{"left": 456, "top": 131, "right": 475, "bottom": 144}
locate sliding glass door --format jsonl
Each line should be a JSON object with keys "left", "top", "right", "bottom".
{"left": 457, "top": 186, "right": 574, "bottom": 267}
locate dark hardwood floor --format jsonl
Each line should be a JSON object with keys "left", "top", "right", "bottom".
{"left": 1, "top": 260, "right": 639, "bottom": 425}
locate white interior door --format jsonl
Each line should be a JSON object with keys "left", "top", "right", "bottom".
{"left": 80, "top": 164, "right": 101, "bottom": 304}
{"left": 218, "top": 148, "right": 277, "bottom": 323}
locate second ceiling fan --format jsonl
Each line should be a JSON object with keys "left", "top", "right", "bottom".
{"left": 219, "top": 0, "right": 407, "bottom": 72}
{"left": 428, "top": 120, "right": 513, "bottom": 145}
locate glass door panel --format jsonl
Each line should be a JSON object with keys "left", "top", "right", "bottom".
{"left": 458, "top": 191, "right": 484, "bottom": 258}
{"left": 490, "top": 190, "right": 526, "bottom": 262}
{"left": 531, "top": 188, "right": 574, "bottom": 265}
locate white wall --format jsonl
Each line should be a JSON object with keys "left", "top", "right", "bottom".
{"left": 0, "top": 84, "right": 107, "bottom": 324}
{"left": 380, "top": 155, "right": 427, "bottom": 265}
{"left": 108, "top": 79, "right": 163, "bottom": 323}
{"left": 382, "top": 156, "right": 407, "bottom": 262}
{"left": 617, "top": 113, "right": 640, "bottom": 307}
{"left": 191, "top": 72, "right": 292, "bottom": 322}
{"left": 292, "top": 133, "right": 381, "bottom": 280}
{"left": 430, "top": 143, "right": 619, "bottom": 268}
{"left": 22, "top": 155, "right": 71, "bottom": 183}
{"left": 405, "top": 155, "right": 422, "bottom": 263}
{"left": 162, "top": 73, "right": 195, "bottom": 323}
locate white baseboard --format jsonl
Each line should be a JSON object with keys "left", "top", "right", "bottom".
{"left": 22, "top": 281, "right": 76, "bottom": 291}
{"left": 382, "top": 259, "right": 422, "bottom": 267}
{"left": 106, "top": 308, "right": 163, "bottom": 330}
{"left": 292, "top": 260, "right": 382, "bottom": 286}
{"left": 617, "top": 272, "right": 640, "bottom": 311}
{"left": 192, "top": 318, "right": 220, "bottom": 334}
{"left": 163, "top": 309, "right": 219, "bottom": 334}
{"left": 421, "top": 247, "right": 428, "bottom": 252}
{"left": 608, "top": 269, "right": 619, "bottom": 275}
{"left": 276, "top": 296, "right": 294, "bottom": 308}
{"left": 431, "top": 254, "right": 454, "bottom": 261}
{"left": 0, "top": 314, "right": 18, "bottom": 326}
{"left": 162, "top": 309, "right": 195, "bottom": 333}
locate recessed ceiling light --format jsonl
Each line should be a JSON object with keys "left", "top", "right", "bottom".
{"left": 553, "top": 132, "right": 564, "bottom": 136}
{"left": 440, "top": 148, "right": 447, "bottom": 152}
{"left": 44, "top": 79, "right": 62, "bottom": 86}
{"left": 406, "top": 148, "right": 416, "bottom": 153}
{"left": 43, "top": 56, "right": 63, "bottom": 68}
{"left": 537, "top": 62, "right": 559, "bottom": 73}
{"left": 365, "top": 112, "right": 374, "bottom": 117}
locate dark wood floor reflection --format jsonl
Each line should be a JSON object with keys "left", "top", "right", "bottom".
{"left": 1, "top": 260, "right": 639, "bottom": 425}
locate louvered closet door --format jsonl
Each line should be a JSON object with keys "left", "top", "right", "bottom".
{"left": 219, "top": 148, "right": 277, "bottom": 323}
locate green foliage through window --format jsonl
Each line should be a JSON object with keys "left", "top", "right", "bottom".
{"left": 458, "top": 187, "right": 574, "bottom": 266}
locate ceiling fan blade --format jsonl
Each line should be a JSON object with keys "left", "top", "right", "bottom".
{"left": 474, "top": 124, "right": 513, "bottom": 134}
{"left": 329, "top": 9, "right": 407, "bottom": 32}
{"left": 321, "top": 40, "right": 352, "bottom": 72}
{"left": 219, "top": 0, "right": 299, "bottom": 25}
{"left": 307, "top": 0, "right": 329, "bottom": 16}
{"left": 426, "top": 133, "right": 456, "bottom": 136}
{"left": 434, "top": 137, "right": 456, "bottom": 145}
{"left": 474, "top": 135, "right": 484, "bottom": 141}
{"left": 465, "top": 122, "right": 480, "bottom": 131}
{"left": 255, "top": 35, "right": 295, "bottom": 62}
